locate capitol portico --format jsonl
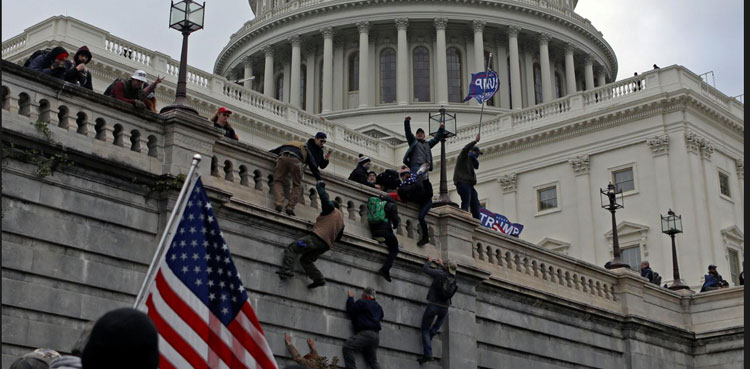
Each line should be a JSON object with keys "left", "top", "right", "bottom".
{"left": 216, "top": 0, "right": 616, "bottom": 131}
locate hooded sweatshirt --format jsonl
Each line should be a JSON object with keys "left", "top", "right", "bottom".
{"left": 453, "top": 140, "right": 479, "bottom": 185}
{"left": 28, "top": 46, "right": 69, "bottom": 78}
{"left": 65, "top": 46, "right": 93, "bottom": 89}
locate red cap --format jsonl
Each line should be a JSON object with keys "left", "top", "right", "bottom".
{"left": 217, "top": 107, "right": 232, "bottom": 115}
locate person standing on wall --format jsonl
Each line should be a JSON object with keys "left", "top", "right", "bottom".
{"left": 453, "top": 134, "right": 482, "bottom": 220}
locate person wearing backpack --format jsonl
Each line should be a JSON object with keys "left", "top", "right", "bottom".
{"left": 639, "top": 261, "right": 661, "bottom": 285}
{"left": 26, "top": 46, "right": 72, "bottom": 80}
{"left": 417, "top": 257, "right": 458, "bottom": 365}
{"left": 367, "top": 194, "right": 400, "bottom": 282}
{"left": 453, "top": 134, "right": 482, "bottom": 220}
{"left": 105, "top": 70, "right": 163, "bottom": 109}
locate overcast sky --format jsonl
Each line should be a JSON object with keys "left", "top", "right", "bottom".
{"left": 2, "top": 0, "right": 744, "bottom": 98}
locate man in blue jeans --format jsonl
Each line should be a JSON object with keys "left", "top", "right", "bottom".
{"left": 452, "top": 134, "right": 482, "bottom": 220}
{"left": 418, "top": 257, "right": 457, "bottom": 364}
{"left": 343, "top": 287, "right": 384, "bottom": 369}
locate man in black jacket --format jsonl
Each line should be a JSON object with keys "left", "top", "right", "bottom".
{"left": 369, "top": 195, "right": 400, "bottom": 282}
{"left": 397, "top": 164, "right": 433, "bottom": 246}
{"left": 348, "top": 155, "right": 372, "bottom": 186}
{"left": 64, "top": 46, "right": 93, "bottom": 90}
{"left": 453, "top": 134, "right": 481, "bottom": 219}
{"left": 418, "top": 257, "right": 457, "bottom": 365}
{"left": 306, "top": 132, "right": 331, "bottom": 172}
{"left": 343, "top": 287, "right": 383, "bottom": 369}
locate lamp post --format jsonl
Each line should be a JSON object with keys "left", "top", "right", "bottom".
{"left": 600, "top": 182, "right": 630, "bottom": 269}
{"left": 661, "top": 209, "right": 690, "bottom": 290}
{"left": 429, "top": 106, "right": 457, "bottom": 208}
{"left": 160, "top": 0, "right": 205, "bottom": 115}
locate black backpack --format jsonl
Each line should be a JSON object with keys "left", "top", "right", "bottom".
{"left": 651, "top": 272, "right": 662, "bottom": 285}
{"left": 436, "top": 274, "right": 458, "bottom": 300}
{"left": 376, "top": 169, "right": 401, "bottom": 192}
{"left": 103, "top": 78, "right": 123, "bottom": 97}
{"left": 24, "top": 48, "right": 52, "bottom": 67}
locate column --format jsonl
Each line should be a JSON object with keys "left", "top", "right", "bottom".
{"left": 584, "top": 55, "right": 594, "bottom": 91}
{"left": 647, "top": 134, "right": 674, "bottom": 282}
{"left": 508, "top": 26, "right": 522, "bottom": 109}
{"left": 289, "top": 35, "right": 302, "bottom": 108}
{"left": 320, "top": 27, "right": 334, "bottom": 113}
{"left": 305, "top": 48, "right": 316, "bottom": 113}
{"left": 495, "top": 38, "right": 510, "bottom": 108}
{"left": 395, "top": 18, "right": 409, "bottom": 105}
{"left": 597, "top": 70, "right": 606, "bottom": 87}
{"left": 471, "top": 20, "right": 486, "bottom": 107}
{"left": 538, "top": 33, "right": 552, "bottom": 103}
{"left": 434, "top": 18, "right": 449, "bottom": 105}
{"left": 357, "top": 21, "right": 370, "bottom": 108}
{"left": 564, "top": 43, "right": 576, "bottom": 95}
{"left": 736, "top": 159, "right": 744, "bottom": 209}
{"left": 243, "top": 58, "right": 253, "bottom": 90}
{"left": 569, "top": 155, "right": 596, "bottom": 261}
{"left": 523, "top": 47, "right": 535, "bottom": 106}
{"left": 263, "top": 44, "right": 274, "bottom": 98}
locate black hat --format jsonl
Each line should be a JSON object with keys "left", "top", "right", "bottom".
{"left": 471, "top": 146, "right": 483, "bottom": 155}
{"left": 315, "top": 132, "right": 327, "bottom": 139}
{"left": 357, "top": 154, "right": 371, "bottom": 164}
{"left": 82, "top": 308, "right": 159, "bottom": 369}
{"left": 708, "top": 264, "right": 717, "bottom": 270}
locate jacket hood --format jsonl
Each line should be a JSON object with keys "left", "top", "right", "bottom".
{"left": 74, "top": 46, "right": 92, "bottom": 64}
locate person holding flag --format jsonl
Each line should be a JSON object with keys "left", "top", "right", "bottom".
{"left": 453, "top": 134, "right": 482, "bottom": 220}
{"left": 135, "top": 155, "right": 278, "bottom": 369}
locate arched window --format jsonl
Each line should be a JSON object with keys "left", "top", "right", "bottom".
{"left": 554, "top": 72, "right": 562, "bottom": 98}
{"left": 348, "top": 53, "right": 359, "bottom": 92}
{"left": 447, "top": 47, "right": 462, "bottom": 103}
{"left": 380, "top": 48, "right": 396, "bottom": 104}
{"left": 275, "top": 74, "right": 284, "bottom": 101}
{"left": 533, "top": 62, "right": 542, "bottom": 105}
{"left": 412, "top": 46, "right": 430, "bottom": 102}
{"left": 300, "top": 65, "right": 307, "bottom": 110}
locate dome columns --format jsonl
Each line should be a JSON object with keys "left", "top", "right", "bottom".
{"left": 357, "top": 21, "right": 371, "bottom": 108}
{"left": 262, "top": 44, "right": 275, "bottom": 98}
{"left": 584, "top": 55, "right": 595, "bottom": 90}
{"left": 507, "top": 26, "right": 523, "bottom": 109}
{"left": 538, "top": 33, "right": 553, "bottom": 103}
{"left": 320, "top": 27, "right": 334, "bottom": 113}
{"left": 395, "top": 18, "right": 410, "bottom": 105}
{"left": 288, "top": 35, "right": 302, "bottom": 108}
{"left": 434, "top": 17, "right": 449, "bottom": 106}
{"left": 564, "top": 43, "right": 577, "bottom": 95}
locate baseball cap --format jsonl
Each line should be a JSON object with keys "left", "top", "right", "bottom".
{"left": 217, "top": 107, "right": 232, "bottom": 115}
{"left": 315, "top": 132, "right": 327, "bottom": 139}
{"left": 416, "top": 128, "right": 425, "bottom": 134}
{"left": 445, "top": 260, "right": 457, "bottom": 275}
{"left": 363, "top": 287, "right": 376, "bottom": 299}
{"left": 131, "top": 70, "right": 148, "bottom": 82}
{"left": 398, "top": 166, "right": 411, "bottom": 176}
{"left": 708, "top": 264, "right": 717, "bottom": 270}
{"left": 471, "top": 146, "right": 483, "bottom": 155}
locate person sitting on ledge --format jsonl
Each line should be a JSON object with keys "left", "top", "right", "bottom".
{"left": 105, "top": 69, "right": 163, "bottom": 109}
{"left": 701, "top": 264, "right": 729, "bottom": 292}
{"left": 210, "top": 107, "right": 239, "bottom": 140}
{"left": 26, "top": 46, "right": 71, "bottom": 80}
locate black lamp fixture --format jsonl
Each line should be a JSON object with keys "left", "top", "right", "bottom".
{"left": 661, "top": 209, "right": 690, "bottom": 290}
{"left": 429, "top": 106, "right": 457, "bottom": 208}
{"left": 160, "top": 0, "right": 206, "bottom": 115}
{"left": 600, "top": 182, "right": 630, "bottom": 269}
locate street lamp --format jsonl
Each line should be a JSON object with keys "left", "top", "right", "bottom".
{"left": 160, "top": 0, "right": 206, "bottom": 115}
{"left": 600, "top": 182, "right": 630, "bottom": 269}
{"left": 661, "top": 209, "right": 690, "bottom": 290}
{"left": 429, "top": 106, "right": 457, "bottom": 208}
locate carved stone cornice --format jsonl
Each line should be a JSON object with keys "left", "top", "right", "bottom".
{"left": 700, "top": 140, "right": 714, "bottom": 161}
{"left": 320, "top": 26, "right": 334, "bottom": 39}
{"left": 499, "top": 173, "right": 517, "bottom": 193}
{"left": 288, "top": 35, "right": 301, "bottom": 47}
{"left": 568, "top": 155, "right": 590, "bottom": 175}
{"left": 736, "top": 159, "right": 744, "bottom": 180}
{"left": 684, "top": 129, "right": 714, "bottom": 161}
{"left": 356, "top": 21, "right": 370, "bottom": 34}
{"left": 472, "top": 20, "right": 487, "bottom": 33}
{"left": 538, "top": 33, "right": 550, "bottom": 45}
{"left": 646, "top": 134, "right": 669, "bottom": 156}
{"left": 507, "top": 25, "right": 521, "bottom": 38}
{"left": 434, "top": 18, "right": 448, "bottom": 31}
{"left": 395, "top": 18, "right": 409, "bottom": 31}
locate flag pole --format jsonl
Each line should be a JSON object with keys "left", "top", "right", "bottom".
{"left": 134, "top": 154, "right": 202, "bottom": 308}
{"left": 478, "top": 53, "right": 493, "bottom": 137}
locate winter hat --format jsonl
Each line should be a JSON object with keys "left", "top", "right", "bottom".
{"left": 315, "top": 132, "right": 327, "bottom": 139}
{"left": 49, "top": 46, "right": 69, "bottom": 61}
{"left": 358, "top": 154, "right": 371, "bottom": 164}
{"left": 11, "top": 348, "right": 62, "bottom": 369}
{"left": 74, "top": 46, "right": 92, "bottom": 64}
{"left": 81, "top": 308, "right": 159, "bottom": 369}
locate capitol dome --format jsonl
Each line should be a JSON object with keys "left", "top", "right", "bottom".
{"left": 215, "top": 0, "right": 617, "bottom": 134}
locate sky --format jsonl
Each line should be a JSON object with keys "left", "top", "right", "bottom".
{"left": 2, "top": 0, "right": 744, "bottom": 98}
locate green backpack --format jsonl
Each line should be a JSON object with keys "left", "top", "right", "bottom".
{"left": 367, "top": 197, "right": 387, "bottom": 224}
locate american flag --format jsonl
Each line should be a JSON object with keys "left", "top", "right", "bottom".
{"left": 139, "top": 176, "right": 278, "bottom": 369}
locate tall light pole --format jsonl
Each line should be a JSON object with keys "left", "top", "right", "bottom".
{"left": 661, "top": 209, "right": 690, "bottom": 290}
{"left": 601, "top": 182, "right": 629, "bottom": 269}
{"left": 429, "top": 106, "right": 457, "bottom": 208}
{"left": 160, "top": 0, "right": 205, "bottom": 115}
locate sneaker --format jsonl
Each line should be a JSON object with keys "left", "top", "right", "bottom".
{"left": 285, "top": 208, "right": 296, "bottom": 216}
{"left": 307, "top": 279, "right": 326, "bottom": 289}
{"left": 378, "top": 268, "right": 392, "bottom": 282}
{"left": 417, "top": 356, "right": 433, "bottom": 365}
{"left": 417, "top": 236, "right": 430, "bottom": 246}
{"left": 275, "top": 205, "right": 283, "bottom": 213}
{"left": 276, "top": 270, "right": 294, "bottom": 280}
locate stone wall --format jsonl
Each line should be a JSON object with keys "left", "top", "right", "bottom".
{"left": 1, "top": 61, "right": 744, "bottom": 369}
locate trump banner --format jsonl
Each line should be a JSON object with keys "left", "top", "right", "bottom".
{"left": 463, "top": 70, "right": 499, "bottom": 104}
{"left": 479, "top": 207, "right": 524, "bottom": 237}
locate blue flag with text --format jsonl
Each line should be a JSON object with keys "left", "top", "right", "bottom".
{"left": 463, "top": 70, "right": 499, "bottom": 104}
{"left": 479, "top": 207, "right": 524, "bottom": 237}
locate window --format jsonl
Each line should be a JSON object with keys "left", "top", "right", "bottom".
{"left": 719, "top": 171, "right": 731, "bottom": 197}
{"left": 413, "top": 47, "right": 430, "bottom": 102}
{"left": 447, "top": 47, "right": 462, "bottom": 103}
{"left": 622, "top": 246, "right": 641, "bottom": 271}
{"left": 613, "top": 168, "right": 635, "bottom": 193}
{"left": 380, "top": 48, "right": 396, "bottom": 103}
{"left": 533, "top": 62, "right": 542, "bottom": 105}
{"left": 537, "top": 186, "right": 558, "bottom": 211}
{"left": 275, "top": 75, "right": 284, "bottom": 101}
{"left": 728, "top": 249, "right": 740, "bottom": 286}
{"left": 348, "top": 53, "right": 359, "bottom": 92}
{"left": 300, "top": 66, "right": 307, "bottom": 110}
